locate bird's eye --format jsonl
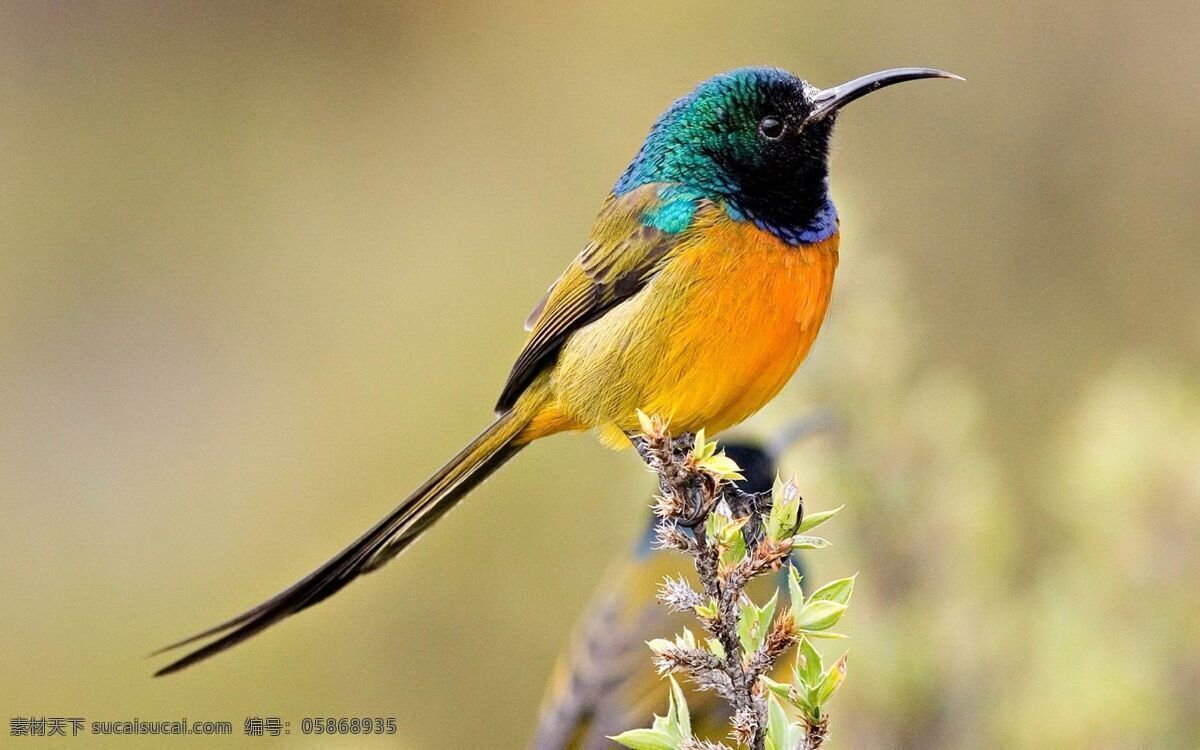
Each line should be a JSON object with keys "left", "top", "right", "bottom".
{"left": 758, "top": 116, "right": 784, "bottom": 140}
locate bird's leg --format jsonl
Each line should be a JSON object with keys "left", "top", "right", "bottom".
{"left": 722, "top": 484, "right": 774, "bottom": 549}
{"left": 630, "top": 434, "right": 654, "bottom": 464}
{"left": 724, "top": 482, "right": 798, "bottom": 553}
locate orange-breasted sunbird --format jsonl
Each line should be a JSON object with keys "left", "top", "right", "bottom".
{"left": 155, "top": 66, "right": 958, "bottom": 675}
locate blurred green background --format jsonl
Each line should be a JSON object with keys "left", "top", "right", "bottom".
{"left": 2, "top": 2, "right": 1198, "bottom": 748}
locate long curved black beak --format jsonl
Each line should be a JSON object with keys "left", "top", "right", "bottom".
{"left": 806, "top": 67, "right": 963, "bottom": 123}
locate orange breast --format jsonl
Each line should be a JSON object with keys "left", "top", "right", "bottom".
{"left": 637, "top": 217, "right": 840, "bottom": 434}
{"left": 527, "top": 210, "right": 839, "bottom": 446}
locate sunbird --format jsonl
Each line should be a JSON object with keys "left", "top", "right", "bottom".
{"left": 532, "top": 420, "right": 832, "bottom": 749}
{"left": 156, "top": 66, "right": 958, "bottom": 675}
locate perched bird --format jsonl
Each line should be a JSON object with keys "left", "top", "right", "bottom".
{"left": 155, "top": 66, "right": 958, "bottom": 675}
{"left": 530, "top": 428, "right": 827, "bottom": 750}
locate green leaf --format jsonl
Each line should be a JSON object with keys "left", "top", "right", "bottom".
{"left": 781, "top": 721, "right": 804, "bottom": 749}
{"left": 760, "top": 675, "right": 791, "bottom": 700}
{"left": 609, "top": 728, "right": 677, "bottom": 750}
{"left": 720, "top": 525, "right": 747, "bottom": 568}
{"left": 765, "top": 694, "right": 789, "bottom": 750}
{"left": 705, "top": 637, "right": 726, "bottom": 660}
{"left": 705, "top": 511, "right": 732, "bottom": 543}
{"left": 789, "top": 535, "right": 831, "bottom": 550}
{"left": 704, "top": 511, "right": 720, "bottom": 540}
{"left": 795, "top": 505, "right": 843, "bottom": 534}
{"left": 666, "top": 676, "right": 691, "bottom": 738}
{"left": 691, "top": 428, "right": 708, "bottom": 460}
{"left": 763, "top": 675, "right": 816, "bottom": 718}
{"left": 646, "top": 638, "right": 674, "bottom": 655}
{"left": 693, "top": 598, "right": 719, "bottom": 620}
{"left": 766, "top": 481, "right": 802, "bottom": 541}
{"left": 815, "top": 652, "right": 849, "bottom": 705}
{"left": 800, "top": 686, "right": 822, "bottom": 723}
{"left": 737, "top": 590, "right": 779, "bottom": 655}
{"left": 786, "top": 564, "right": 804, "bottom": 607}
{"left": 636, "top": 409, "right": 658, "bottom": 436}
{"left": 642, "top": 677, "right": 691, "bottom": 743}
{"left": 676, "top": 627, "right": 697, "bottom": 650}
{"left": 795, "top": 636, "right": 823, "bottom": 688}
{"left": 808, "top": 575, "right": 856, "bottom": 607}
{"left": 805, "top": 630, "right": 849, "bottom": 640}
{"left": 707, "top": 512, "right": 748, "bottom": 567}
{"left": 696, "top": 452, "right": 744, "bottom": 481}
{"left": 651, "top": 713, "right": 671, "bottom": 735}
{"left": 794, "top": 600, "right": 847, "bottom": 632}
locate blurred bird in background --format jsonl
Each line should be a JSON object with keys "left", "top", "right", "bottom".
{"left": 530, "top": 418, "right": 833, "bottom": 749}
{"left": 156, "top": 66, "right": 957, "bottom": 675}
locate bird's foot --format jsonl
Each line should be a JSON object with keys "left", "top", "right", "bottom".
{"left": 722, "top": 485, "right": 776, "bottom": 547}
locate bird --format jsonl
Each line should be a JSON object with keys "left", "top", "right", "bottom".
{"left": 530, "top": 420, "right": 833, "bottom": 750}
{"left": 154, "top": 66, "right": 958, "bottom": 676}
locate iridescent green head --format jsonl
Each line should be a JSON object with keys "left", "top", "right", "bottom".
{"left": 615, "top": 66, "right": 959, "bottom": 244}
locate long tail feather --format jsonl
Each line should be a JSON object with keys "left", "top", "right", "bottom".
{"left": 153, "top": 409, "right": 529, "bottom": 676}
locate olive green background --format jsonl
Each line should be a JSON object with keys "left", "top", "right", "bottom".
{"left": 2, "top": 2, "right": 1197, "bottom": 748}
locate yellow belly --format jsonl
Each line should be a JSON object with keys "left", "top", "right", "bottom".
{"left": 530, "top": 214, "right": 839, "bottom": 447}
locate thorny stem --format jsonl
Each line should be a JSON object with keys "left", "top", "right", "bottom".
{"left": 798, "top": 718, "right": 828, "bottom": 750}
{"left": 635, "top": 427, "right": 798, "bottom": 750}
